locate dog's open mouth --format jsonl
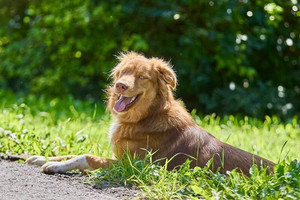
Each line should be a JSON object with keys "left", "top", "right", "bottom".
{"left": 114, "top": 94, "right": 140, "bottom": 112}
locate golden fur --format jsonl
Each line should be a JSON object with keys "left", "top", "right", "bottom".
{"left": 27, "top": 52, "right": 274, "bottom": 176}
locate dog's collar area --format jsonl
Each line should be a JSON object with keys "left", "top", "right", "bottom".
{"left": 114, "top": 94, "right": 141, "bottom": 112}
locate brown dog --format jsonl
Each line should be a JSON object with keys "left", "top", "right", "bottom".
{"left": 27, "top": 52, "right": 274, "bottom": 176}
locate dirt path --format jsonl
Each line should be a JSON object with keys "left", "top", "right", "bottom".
{"left": 0, "top": 158, "right": 140, "bottom": 200}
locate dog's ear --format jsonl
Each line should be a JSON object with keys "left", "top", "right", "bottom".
{"left": 151, "top": 58, "right": 177, "bottom": 90}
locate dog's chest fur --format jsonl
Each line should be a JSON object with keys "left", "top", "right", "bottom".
{"left": 109, "top": 121, "right": 119, "bottom": 142}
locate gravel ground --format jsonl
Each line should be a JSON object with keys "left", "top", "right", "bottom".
{"left": 0, "top": 158, "right": 140, "bottom": 200}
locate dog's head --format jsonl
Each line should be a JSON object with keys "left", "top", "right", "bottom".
{"left": 107, "top": 52, "right": 177, "bottom": 122}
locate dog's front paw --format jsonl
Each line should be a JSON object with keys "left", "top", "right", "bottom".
{"left": 41, "top": 162, "right": 67, "bottom": 174}
{"left": 26, "top": 156, "right": 47, "bottom": 166}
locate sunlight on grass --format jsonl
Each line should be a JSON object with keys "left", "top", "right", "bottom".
{"left": 90, "top": 151, "right": 300, "bottom": 199}
{"left": 191, "top": 111, "right": 299, "bottom": 163}
{"left": 0, "top": 90, "right": 299, "bottom": 199}
{"left": 0, "top": 90, "right": 112, "bottom": 158}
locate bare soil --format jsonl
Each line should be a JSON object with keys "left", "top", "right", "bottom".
{"left": 0, "top": 158, "right": 140, "bottom": 200}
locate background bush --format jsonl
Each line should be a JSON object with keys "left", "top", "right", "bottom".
{"left": 0, "top": 0, "right": 299, "bottom": 119}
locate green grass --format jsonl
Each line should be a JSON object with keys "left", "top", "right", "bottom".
{"left": 0, "top": 90, "right": 299, "bottom": 199}
{"left": 0, "top": 90, "right": 112, "bottom": 158}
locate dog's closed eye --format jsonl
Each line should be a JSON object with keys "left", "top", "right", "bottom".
{"left": 138, "top": 75, "right": 146, "bottom": 80}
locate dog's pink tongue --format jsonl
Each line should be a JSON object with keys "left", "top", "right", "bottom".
{"left": 114, "top": 96, "right": 132, "bottom": 112}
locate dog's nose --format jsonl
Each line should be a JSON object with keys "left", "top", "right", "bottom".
{"left": 115, "top": 82, "right": 128, "bottom": 93}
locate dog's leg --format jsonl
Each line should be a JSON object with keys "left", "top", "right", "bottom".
{"left": 40, "top": 154, "right": 116, "bottom": 174}
{"left": 26, "top": 155, "right": 76, "bottom": 166}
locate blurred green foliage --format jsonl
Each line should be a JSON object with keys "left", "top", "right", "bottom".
{"left": 0, "top": 0, "right": 299, "bottom": 119}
